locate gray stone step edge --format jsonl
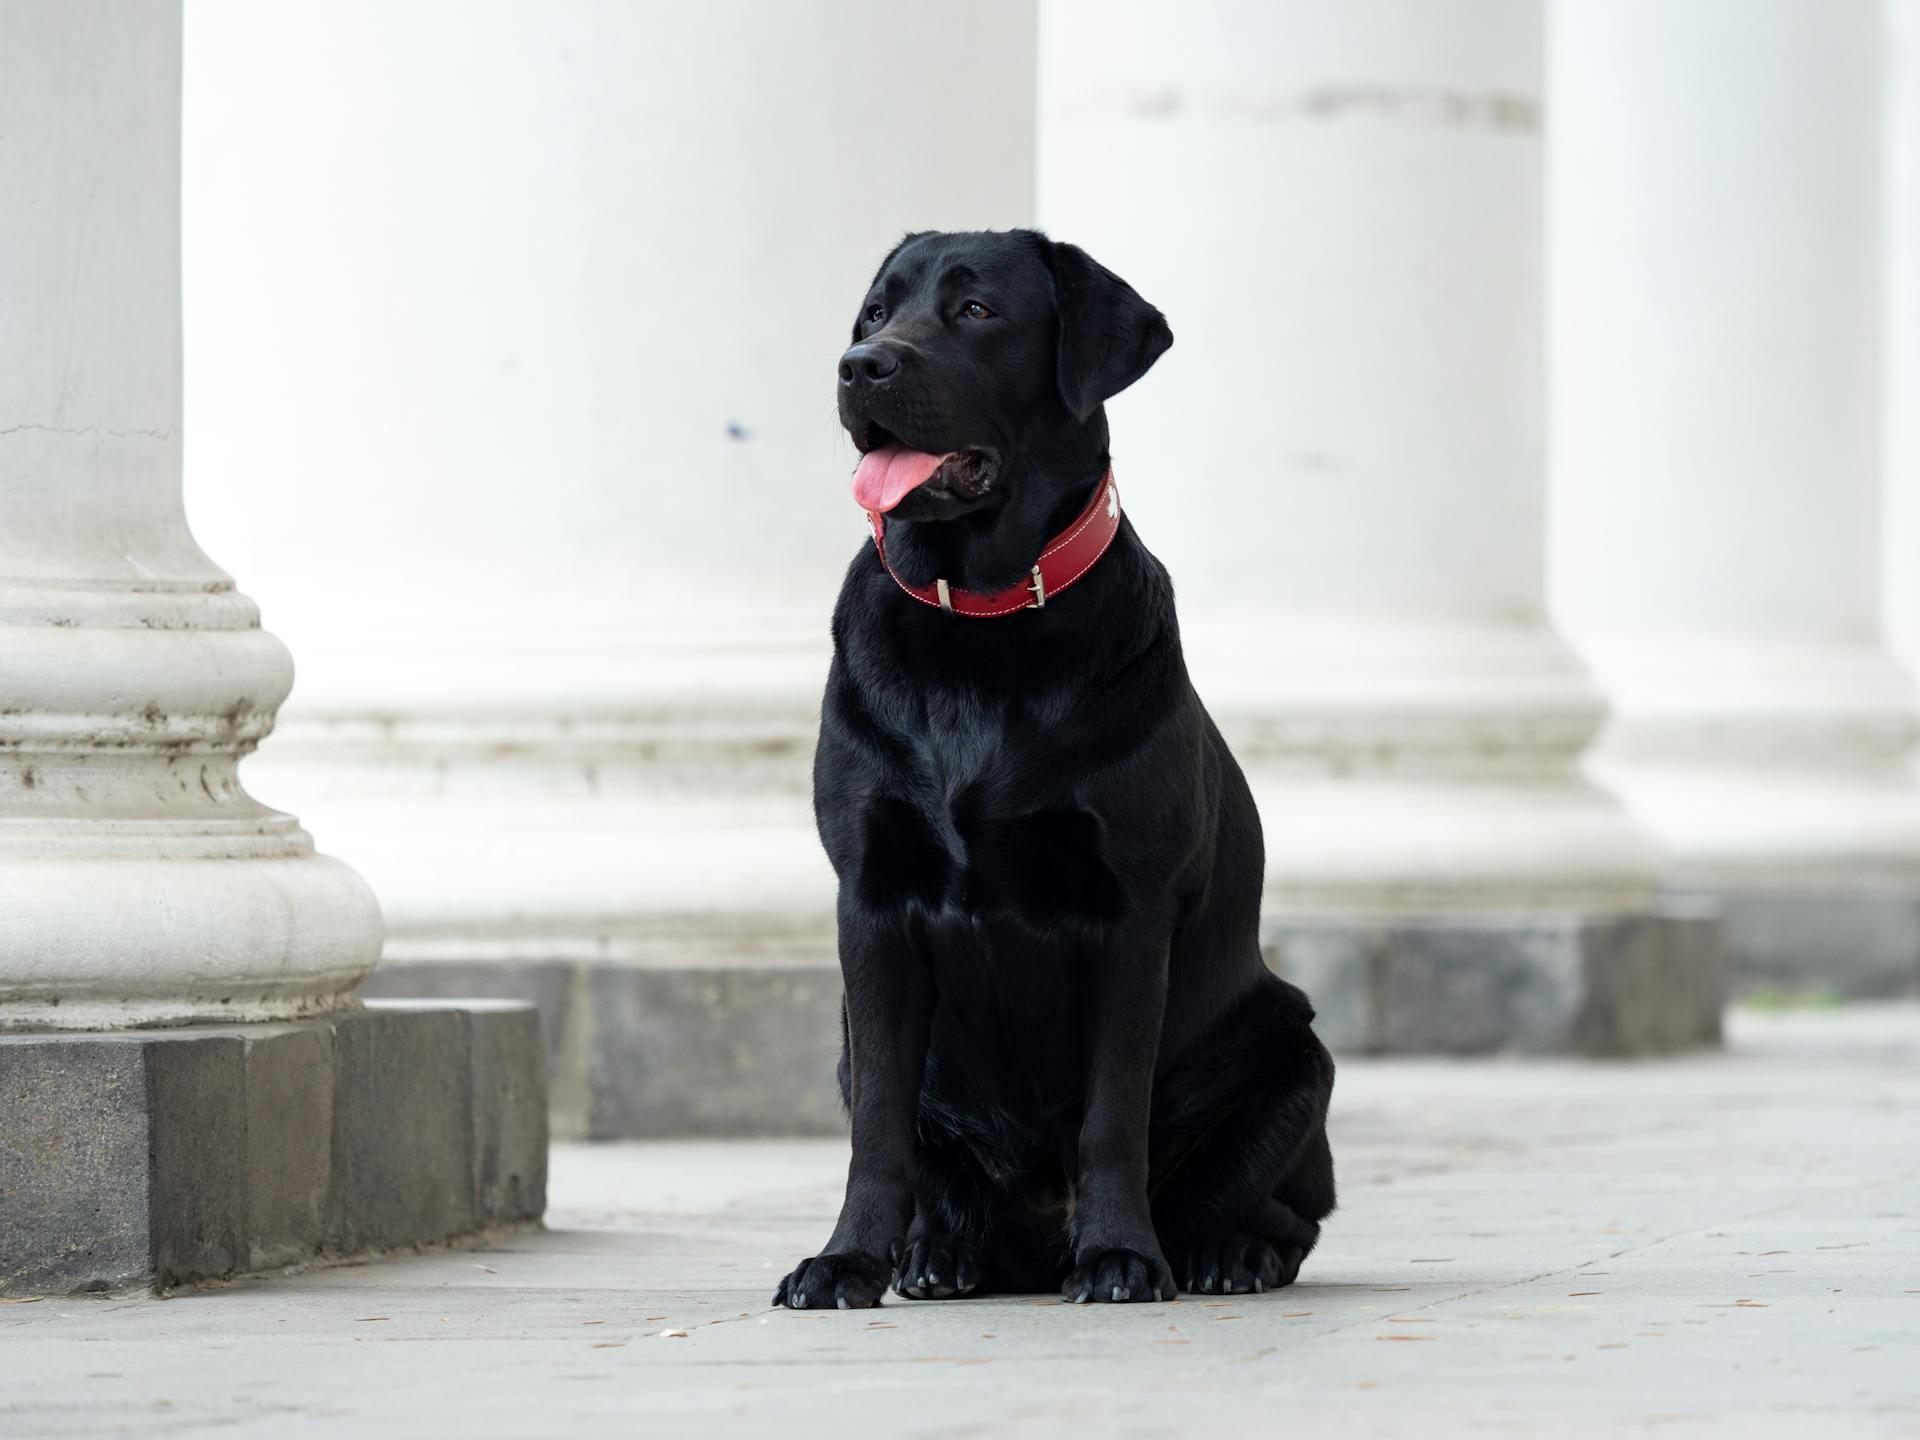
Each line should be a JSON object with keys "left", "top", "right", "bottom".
{"left": 1268, "top": 905, "right": 1727, "bottom": 1056}
{"left": 0, "top": 1001, "right": 547, "bottom": 1298}
{"left": 359, "top": 906, "right": 1726, "bottom": 1143}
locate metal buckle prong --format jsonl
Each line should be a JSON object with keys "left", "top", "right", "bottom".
{"left": 935, "top": 578, "right": 953, "bottom": 613}
{"left": 1027, "top": 565, "right": 1046, "bottom": 609}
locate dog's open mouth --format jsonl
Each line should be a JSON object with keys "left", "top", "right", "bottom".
{"left": 851, "top": 427, "right": 998, "bottom": 514}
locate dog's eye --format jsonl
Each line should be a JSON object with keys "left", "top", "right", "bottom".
{"left": 961, "top": 301, "right": 994, "bottom": 320}
{"left": 865, "top": 303, "right": 886, "bottom": 326}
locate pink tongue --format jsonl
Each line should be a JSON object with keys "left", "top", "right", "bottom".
{"left": 852, "top": 446, "right": 946, "bottom": 514}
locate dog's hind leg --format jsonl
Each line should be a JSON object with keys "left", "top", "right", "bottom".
{"left": 1147, "top": 976, "right": 1337, "bottom": 1295}
{"left": 892, "top": 1132, "right": 992, "bottom": 1300}
{"left": 893, "top": 1124, "right": 1073, "bottom": 1299}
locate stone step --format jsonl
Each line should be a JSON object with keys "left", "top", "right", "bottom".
{"left": 360, "top": 910, "right": 1728, "bottom": 1141}
{"left": 0, "top": 1002, "right": 546, "bottom": 1297}
{"left": 359, "top": 964, "right": 847, "bottom": 1142}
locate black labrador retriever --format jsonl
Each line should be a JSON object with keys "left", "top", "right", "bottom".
{"left": 775, "top": 229, "right": 1335, "bottom": 1308}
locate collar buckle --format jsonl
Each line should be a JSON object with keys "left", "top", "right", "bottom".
{"left": 1026, "top": 565, "right": 1047, "bottom": 609}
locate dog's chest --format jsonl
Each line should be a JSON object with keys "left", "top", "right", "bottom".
{"left": 904, "top": 698, "right": 1095, "bottom": 1098}
{"left": 857, "top": 686, "right": 1122, "bottom": 934}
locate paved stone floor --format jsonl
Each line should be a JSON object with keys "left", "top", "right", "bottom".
{"left": 3, "top": 1005, "right": 1918, "bottom": 1438}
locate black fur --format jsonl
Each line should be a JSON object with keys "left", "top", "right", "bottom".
{"left": 774, "top": 230, "right": 1335, "bottom": 1310}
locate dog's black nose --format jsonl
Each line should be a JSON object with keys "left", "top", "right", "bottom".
{"left": 839, "top": 342, "right": 900, "bottom": 386}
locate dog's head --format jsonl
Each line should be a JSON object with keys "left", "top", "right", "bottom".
{"left": 839, "top": 230, "right": 1172, "bottom": 526}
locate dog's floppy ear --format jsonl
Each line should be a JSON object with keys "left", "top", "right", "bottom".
{"left": 1043, "top": 239, "right": 1173, "bottom": 421}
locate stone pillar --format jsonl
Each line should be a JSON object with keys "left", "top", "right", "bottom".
{"left": 1890, "top": 0, "right": 1920, "bottom": 682}
{"left": 0, "top": 0, "right": 544, "bottom": 1295}
{"left": 0, "top": 0, "right": 379, "bottom": 1026}
{"left": 1549, "top": 0, "right": 1920, "bottom": 997}
{"left": 1039, "top": 0, "right": 1717, "bottom": 1052}
{"left": 180, "top": 1, "right": 1039, "bottom": 1135}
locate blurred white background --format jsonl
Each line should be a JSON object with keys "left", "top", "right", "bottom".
{"left": 164, "top": 0, "right": 1920, "bottom": 1127}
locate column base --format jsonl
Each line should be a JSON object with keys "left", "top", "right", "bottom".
{"left": 1266, "top": 905, "right": 1725, "bottom": 1056}
{"left": 360, "top": 962, "right": 847, "bottom": 1140}
{"left": 0, "top": 1002, "right": 546, "bottom": 1297}
{"left": 1668, "top": 887, "right": 1920, "bottom": 999}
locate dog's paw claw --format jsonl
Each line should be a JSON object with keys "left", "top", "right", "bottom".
{"left": 774, "top": 1251, "right": 890, "bottom": 1310}
{"left": 1181, "top": 1234, "right": 1304, "bottom": 1297}
{"left": 892, "top": 1233, "right": 980, "bottom": 1301}
{"left": 1062, "top": 1247, "right": 1175, "bottom": 1305}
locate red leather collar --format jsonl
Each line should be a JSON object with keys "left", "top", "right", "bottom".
{"left": 865, "top": 468, "right": 1122, "bottom": 618}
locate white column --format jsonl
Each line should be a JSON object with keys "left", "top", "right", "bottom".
{"left": 180, "top": 4, "right": 1035, "bottom": 992}
{"left": 1549, "top": 3, "right": 1920, "bottom": 934}
{"left": 1039, "top": 0, "right": 1658, "bottom": 917}
{"left": 0, "top": 0, "right": 381, "bottom": 1029}
{"left": 1890, "top": 0, "right": 1920, "bottom": 682}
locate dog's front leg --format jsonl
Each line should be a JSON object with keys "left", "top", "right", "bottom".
{"left": 774, "top": 905, "right": 931, "bottom": 1309}
{"left": 1064, "top": 927, "right": 1177, "bottom": 1303}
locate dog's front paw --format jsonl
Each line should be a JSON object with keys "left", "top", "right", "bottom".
{"left": 773, "top": 1251, "right": 891, "bottom": 1310}
{"left": 892, "top": 1232, "right": 980, "bottom": 1300}
{"left": 1062, "top": 1246, "right": 1176, "bottom": 1304}
{"left": 1183, "top": 1233, "right": 1304, "bottom": 1295}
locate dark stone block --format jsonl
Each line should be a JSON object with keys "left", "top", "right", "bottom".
{"left": 0, "top": 1002, "right": 545, "bottom": 1298}
{"left": 1381, "top": 920, "right": 1588, "bottom": 1053}
{"left": 357, "top": 962, "right": 591, "bottom": 1140}
{"left": 1569, "top": 915, "right": 1662, "bottom": 1056}
{"left": 1673, "top": 888, "right": 1920, "bottom": 999}
{"left": 584, "top": 965, "right": 846, "bottom": 1138}
{"left": 1657, "top": 902, "right": 1726, "bottom": 1047}
{"left": 328, "top": 1006, "right": 477, "bottom": 1252}
{"left": 0, "top": 1038, "right": 152, "bottom": 1294}
{"left": 242, "top": 1025, "right": 335, "bottom": 1269}
{"left": 1268, "top": 907, "right": 1726, "bottom": 1057}
{"left": 460, "top": 1002, "right": 548, "bottom": 1224}
{"left": 144, "top": 1032, "right": 248, "bottom": 1285}
{"left": 360, "top": 962, "right": 578, "bottom": 1075}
